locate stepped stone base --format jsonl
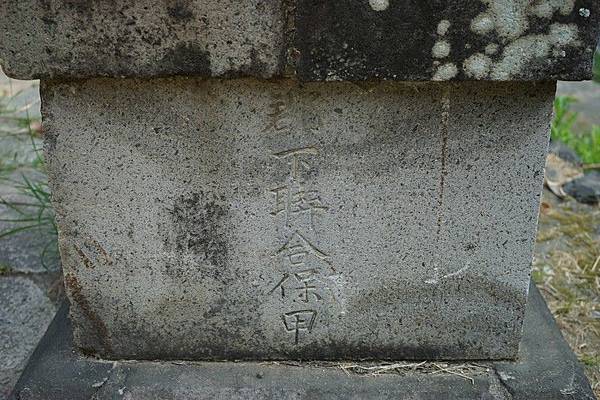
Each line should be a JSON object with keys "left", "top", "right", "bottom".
{"left": 10, "top": 283, "right": 594, "bottom": 400}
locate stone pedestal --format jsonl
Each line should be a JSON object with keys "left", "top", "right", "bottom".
{"left": 2, "top": 0, "right": 599, "bottom": 397}
{"left": 43, "top": 79, "right": 552, "bottom": 360}
{"left": 9, "top": 284, "right": 596, "bottom": 400}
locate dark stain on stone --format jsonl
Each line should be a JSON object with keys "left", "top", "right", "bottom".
{"left": 74, "top": 244, "right": 94, "bottom": 269}
{"left": 222, "top": 48, "right": 274, "bottom": 79}
{"left": 335, "top": 274, "right": 526, "bottom": 360}
{"left": 157, "top": 42, "right": 211, "bottom": 76}
{"left": 64, "top": 272, "right": 112, "bottom": 353}
{"left": 202, "top": 297, "right": 227, "bottom": 319}
{"left": 465, "top": 242, "right": 477, "bottom": 252}
{"left": 166, "top": 0, "right": 194, "bottom": 21}
{"left": 61, "top": 0, "right": 95, "bottom": 17}
{"left": 295, "top": 0, "right": 446, "bottom": 81}
{"left": 168, "top": 192, "right": 229, "bottom": 278}
{"left": 72, "top": 239, "right": 113, "bottom": 269}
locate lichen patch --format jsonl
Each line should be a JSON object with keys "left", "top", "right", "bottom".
{"left": 471, "top": 12, "right": 496, "bottom": 35}
{"left": 481, "top": 0, "right": 529, "bottom": 39}
{"left": 432, "top": 41, "right": 451, "bottom": 59}
{"left": 458, "top": 1, "right": 582, "bottom": 80}
{"left": 432, "top": 63, "right": 458, "bottom": 81}
{"left": 472, "top": 0, "right": 576, "bottom": 40}
{"left": 437, "top": 20, "right": 451, "bottom": 36}
{"left": 369, "top": 0, "right": 389, "bottom": 12}
{"left": 463, "top": 53, "right": 492, "bottom": 79}
{"left": 490, "top": 23, "right": 580, "bottom": 79}
{"left": 530, "top": 0, "right": 576, "bottom": 18}
{"left": 484, "top": 43, "right": 499, "bottom": 55}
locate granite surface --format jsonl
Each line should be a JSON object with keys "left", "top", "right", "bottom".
{"left": 1, "top": 0, "right": 598, "bottom": 81}
{"left": 42, "top": 78, "right": 552, "bottom": 360}
{"left": 9, "top": 284, "right": 595, "bottom": 399}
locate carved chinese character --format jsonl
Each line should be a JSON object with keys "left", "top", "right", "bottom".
{"left": 273, "top": 147, "right": 318, "bottom": 180}
{"left": 282, "top": 310, "right": 317, "bottom": 344}
{"left": 276, "top": 231, "right": 330, "bottom": 267}
{"left": 269, "top": 273, "right": 290, "bottom": 298}
{"left": 290, "top": 187, "right": 328, "bottom": 227}
{"left": 263, "top": 99, "right": 291, "bottom": 133}
{"left": 293, "top": 269, "right": 322, "bottom": 303}
{"left": 270, "top": 185, "right": 289, "bottom": 217}
{"left": 270, "top": 183, "right": 328, "bottom": 228}
{"left": 268, "top": 269, "right": 322, "bottom": 303}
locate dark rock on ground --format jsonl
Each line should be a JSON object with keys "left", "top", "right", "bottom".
{"left": 548, "top": 140, "right": 582, "bottom": 165}
{"left": 564, "top": 171, "right": 600, "bottom": 204}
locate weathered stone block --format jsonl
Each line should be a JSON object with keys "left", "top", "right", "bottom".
{"left": 295, "top": 0, "right": 600, "bottom": 81}
{"left": 9, "top": 286, "right": 597, "bottom": 400}
{"left": 43, "top": 78, "right": 553, "bottom": 360}
{"left": 0, "top": 0, "right": 286, "bottom": 79}
{"left": 1, "top": 0, "right": 598, "bottom": 81}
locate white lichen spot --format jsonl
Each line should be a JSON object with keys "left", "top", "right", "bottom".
{"left": 474, "top": 0, "right": 575, "bottom": 39}
{"left": 530, "top": 2, "right": 554, "bottom": 18}
{"left": 471, "top": 12, "right": 495, "bottom": 35}
{"left": 437, "top": 20, "right": 451, "bottom": 36}
{"left": 530, "top": 0, "right": 575, "bottom": 19}
{"left": 530, "top": 0, "right": 575, "bottom": 18}
{"left": 369, "top": 0, "right": 389, "bottom": 12}
{"left": 552, "top": 48, "right": 566, "bottom": 57}
{"left": 490, "top": 35, "right": 550, "bottom": 79}
{"left": 549, "top": 23, "right": 579, "bottom": 47}
{"left": 484, "top": 43, "right": 499, "bottom": 55}
{"left": 491, "top": 0, "right": 530, "bottom": 39}
{"left": 579, "top": 8, "right": 590, "bottom": 17}
{"left": 463, "top": 53, "right": 492, "bottom": 79}
{"left": 489, "top": 23, "right": 579, "bottom": 80}
{"left": 432, "top": 40, "right": 451, "bottom": 58}
{"left": 432, "top": 63, "right": 458, "bottom": 81}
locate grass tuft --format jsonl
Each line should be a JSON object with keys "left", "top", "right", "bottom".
{"left": 0, "top": 84, "right": 58, "bottom": 270}
{"left": 551, "top": 96, "right": 600, "bottom": 165}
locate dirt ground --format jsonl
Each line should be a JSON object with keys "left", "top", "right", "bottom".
{"left": 534, "top": 188, "right": 600, "bottom": 397}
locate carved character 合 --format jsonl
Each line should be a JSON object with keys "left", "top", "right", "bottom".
{"left": 276, "top": 231, "right": 330, "bottom": 268}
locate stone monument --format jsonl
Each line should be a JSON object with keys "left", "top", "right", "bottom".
{"left": 2, "top": 1, "right": 599, "bottom": 398}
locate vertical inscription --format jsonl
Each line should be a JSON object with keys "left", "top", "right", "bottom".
{"left": 265, "top": 97, "right": 333, "bottom": 345}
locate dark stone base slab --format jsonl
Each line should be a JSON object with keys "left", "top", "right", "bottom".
{"left": 10, "top": 283, "right": 595, "bottom": 399}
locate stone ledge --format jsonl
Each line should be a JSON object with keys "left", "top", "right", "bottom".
{"left": 1, "top": 0, "right": 599, "bottom": 81}
{"left": 9, "top": 283, "right": 595, "bottom": 399}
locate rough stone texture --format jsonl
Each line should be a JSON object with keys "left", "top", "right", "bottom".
{"left": 42, "top": 78, "right": 552, "bottom": 360}
{"left": 1, "top": 0, "right": 599, "bottom": 81}
{"left": 0, "top": 0, "right": 286, "bottom": 80}
{"left": 9, "top": 285, "right": 596, "bottom": 399}
{"left": 0, "top": 277, "right": 55, "bottom": 400}
{"left": 295, "top": 0, "right": 600, "bottom": 81}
